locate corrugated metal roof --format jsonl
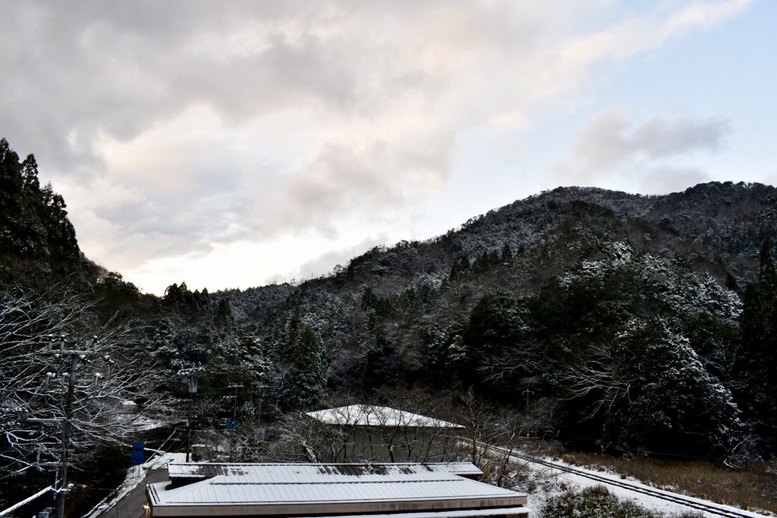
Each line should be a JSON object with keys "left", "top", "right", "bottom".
{"left": 305, "top": 405, "right": 465, "bottom": 429}
{"left": 167, "top": 462, "right": 481, "bottom": 484}
{"left": 294, "top": 508, "right": 529, "bottom": 518}
{"left": 427, "top": 462, "right": 483, "bottom": 477}
{"left": 149, "top": 462, "right": 527, "bottom": 517}
{"left": 152, "top": 478, "right": 519, "bottom": 505}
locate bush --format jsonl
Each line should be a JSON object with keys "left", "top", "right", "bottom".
{"left": 540, "top": 485, "right": 661, "bottom": 518}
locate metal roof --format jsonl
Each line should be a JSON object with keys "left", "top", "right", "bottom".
{"left": 293, "top": 508, "right": 530, "bottom": 518}
{"left": 305, "top": 405, "right": 465, "bottom": 429}
{"left": 166, "top": 462, "right": 483, "bottom": 483}
{"left": 148, "top": 462, "right": 527, "bottom": 517}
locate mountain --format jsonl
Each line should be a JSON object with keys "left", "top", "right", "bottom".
{"left": 212, "top": 181, "right": 777, "bottom": 456}
{"left": 3, "top": 136, "right": 777, "bottom": 515}
{"left": 223, "top": 181, "right": 777, "bottom": 334}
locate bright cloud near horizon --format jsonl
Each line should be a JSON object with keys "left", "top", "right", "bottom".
{"left": 2, "top": 0, "right": 776, "bottom": 295}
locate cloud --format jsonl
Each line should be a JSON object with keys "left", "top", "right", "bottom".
{"left": 554, "top": 0, "right": 754, "bottom": 73}
{"left": 0, "top": 0, "right": 754, "bottom": 290}
{"left": 293, "top": 235, "right": 389, "bottom": 281}
{"left": 547, "top": 106, "right": 728, "bottom": 191}
{"left": 638, "top": 166, "right": 712, "bottom": 195}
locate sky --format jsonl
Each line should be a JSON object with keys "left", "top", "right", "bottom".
{"left": 2, "top": 0, "right": 776, "bottom": 295}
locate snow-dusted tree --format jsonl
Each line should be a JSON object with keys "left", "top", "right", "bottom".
{"left": 461, "top": 292, "right": 541, "bottom": 396}
{"left": 280, "top": 314, "right": 327, "bottom": 410}
{"left": 564, "top": 318, "right": 741, "bottom": 456}
{"left": 0, "top": 285, "right": 171, "bottom": 513}
{"left": 737, "top": 242, "right": 777, "bottom": 453}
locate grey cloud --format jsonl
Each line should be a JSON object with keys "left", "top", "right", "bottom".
{"left": 275, "top": 143, "right": 398, "bottom": 236}
{"left": 0, "top": 0, "right": 555, "bottom": 177}
{"left": 1, "top": 0, "right": 747, "bottom": 283}
{"left": 268, "top": 131, "right": 455, "bottom": 238}
{"left": 96, "top": 195, "right": 247, "bottom": 255}
{"left": 296, "top": 235, "right": 389, "bottom": 280}
{"left": 545, "top": 106, "right": 729, "bottom": 194}
{"left": 573, "top": 106, "right": 728, "bottom": 174}
{"left": 631, "top": 115, "right": 728, "bottom": 158}
{"left": 1, "top": 2, "right": 326, "bottom": 174}
{"left": 637, "top": 166, "right": 711, "bottom": 195}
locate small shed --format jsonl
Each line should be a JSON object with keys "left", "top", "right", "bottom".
{"left": 305, "top": 405, "right": 464, "bottom": 462}
{"left": 145, "top": 462, "right": 529, "bottom": 518}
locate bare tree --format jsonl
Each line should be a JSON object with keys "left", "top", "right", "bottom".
{"left": 0, "top": 285, "right": 172, "bottom": 513}
{"left": 265, "top": 411, "right": 347, "bottom": 462}
{"left": 266, "top": 391, "right": 464, "bottom": 464}
{"left": 561, "top": 340, "right": 636, "bottom": 420}
{"left": 380, "top": 390, "right": 462, "bottom": 463}
{"left": 455, "top": 391, "right": 555, "bottom": 488}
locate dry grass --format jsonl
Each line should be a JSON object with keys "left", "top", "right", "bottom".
{"left": 556, "top": 451, "right": 777, "bottom": 515}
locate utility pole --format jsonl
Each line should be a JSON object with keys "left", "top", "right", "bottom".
{"left": 184, "top": 373, "right": 198, "bottom": 463}
{"left": 39, "top": 335, "right": 99, "bottom": 518}
{"left": 252, "top": 381, "right": 266, "bottom": 441}
{"left": 226, "top": 383, "right": 243, "bottom": 426}
{"left": 522, "top": 389, "right": 534, "bottom": 412}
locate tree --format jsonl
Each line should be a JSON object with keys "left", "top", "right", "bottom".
{"left": 737, "top": 241, "right": 777, "bottom": 453}
{"left": 0, "top": 139, "right": 81, "bottom": 277}
{"left": 0, "top": 285, "right": 171, "bottom": 513}
{"left": 271, "top": 392, "right": 462, "bottom": 464}
{"left": 462, "top": 293, "right": 531, "bottom": 390}
{"left": 281, "top": 314, "right": 327, "bottom": 410}
{"left": 0, "top": 138, "right": 25, "bottom": 254}
{"left": 454, "top": 390, "right": 555, "bottom": 488}
{"left": 361, "top": 331, "right": 398, "bottom": 392}
{"left": 563, "top": 318, "right": 740, "bottom": 456}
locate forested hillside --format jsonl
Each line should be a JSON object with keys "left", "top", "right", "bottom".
{"left": 212, "top": 181, "right": 777, "bottom": 459}
{"left": 2, "top": 137, "right": 777, "bottom": 514}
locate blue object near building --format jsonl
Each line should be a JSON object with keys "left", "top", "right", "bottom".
{"left": 131, "top": 441, "right": 145, "bottom": 464}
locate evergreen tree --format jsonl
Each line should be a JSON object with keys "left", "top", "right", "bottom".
{"left": 282, "top": 315, "right": 326, "bottom": 410}
{"left": 565, "top": 318, "right": 740, "bottom": 456}
{"left": 738, "top": 242, "right": 777, "bottom": 453}
{"left": 500, "top": 242, "right": 513, "bottom": 262}
{"left": 362, "top": 330, "right": 398, "bottom": 392}
{"left": 214, "top": 298, "right": 236, "bottom": 328}
{"left": 0, "top": 138, "right": 80, "bottom": 273}
{"left": 0, "top": 138, "right": 28, "bottom": 254}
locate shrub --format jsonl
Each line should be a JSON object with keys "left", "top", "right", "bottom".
{"left": 540, "top": 485, "right": 661, "bottom": 518}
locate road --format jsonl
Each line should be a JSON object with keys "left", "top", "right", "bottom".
{"left": 85, "top": 453, "right": 183, "bottom": 518}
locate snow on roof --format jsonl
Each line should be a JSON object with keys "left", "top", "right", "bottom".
{"left": 166, "top": 462, "right": 483, "bottom": 482}
{"left": 147, "top": 462, "right": 527, "bottom": 517}
{"left": 305, "top": 405, "right": 465, "bottom": 429}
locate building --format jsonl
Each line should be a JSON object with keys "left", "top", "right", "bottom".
{"left": 145, "top": 462, "right": 529, "bottom": 518}
{"left": 305, "top": 405, "right": 465, "bottom": 462}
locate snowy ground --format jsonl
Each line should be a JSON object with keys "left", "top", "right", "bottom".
{"left": 518, "top": 453, "right": 774, "bottom": 517}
